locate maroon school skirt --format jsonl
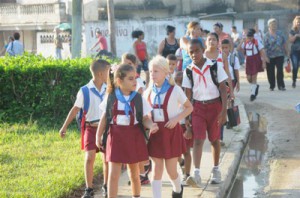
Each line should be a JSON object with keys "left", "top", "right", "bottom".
{"left": 148, "top": 123, "right": 186, "bottom": 159}
{"left": 245, "top": 53, "right": 263, "bottom": 75}
{"left": 105, "top": 124, "right": 148, "bottom": 164}
{"left": 181, "top": 124, "right": 194, "bottom": 148}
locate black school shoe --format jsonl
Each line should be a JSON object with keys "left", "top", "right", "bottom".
{"left": 250, "top": 94, "right": 256, "bottom": 102}
{"left": 172, "top": 185, "right": 183, "bottom": 198}
{"left": 82, "top": 187, "right": 94, "bottom": 198}
{"left": 102, "top": 184, "right": 108, "bottom": 197}
{"left": 255, "top": 85, "right": 260, "bottom": 96}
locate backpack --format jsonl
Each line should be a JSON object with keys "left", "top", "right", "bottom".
{"left": 102, "top": 92, "right": 148, "bottom": 148}
{"left": 185, "top": 61, "right": 219, "bottom": 88}
{"left": 244, "top": 39, "right": 259, "bottom": 56}
{"left": 76, "top": 86, "right": 92, "bottom": 131}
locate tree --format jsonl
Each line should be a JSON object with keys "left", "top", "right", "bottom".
{"left": 107, "top": 0, "right": 116, "bottom": 55}
{"left": 72, "top": 0, "right": 82, "bottom": 58}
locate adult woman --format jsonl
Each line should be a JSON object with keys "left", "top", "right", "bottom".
{"left": 264, "top": 18, "right": 287, "bottom": 91}
{"left": 158, "top": 25, "right": 180, "bottom": 57}
{"left": 180, "top": 21, "right": 205, "bottom": 71}
{"left": 289, "top": 16, "right": 300, "bottom": 88}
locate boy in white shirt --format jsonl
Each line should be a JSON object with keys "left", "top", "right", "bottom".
{"left": 182, "top": 39, "right": 228, "bottom": 187}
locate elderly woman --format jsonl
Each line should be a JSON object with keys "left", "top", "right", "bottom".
{"left": 289, "top": 16, "right": 300, "bottom": 88}
{"left": 264, "top": 18, "right": 288, "bottom": 91}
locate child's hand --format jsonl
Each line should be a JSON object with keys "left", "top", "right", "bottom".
{"left": 59, "top": 128, "right": 67, "bottom": 138}
{"left": 96, "top": 136, "right": 102, "bottom": 149}
{"left": 149, "top": 123, "right": 159, "bottom": 134}
{"left": 217, "top": 111, "right": 227, "bottom": 126}
{"left": 183, "top": 127, "right": 192, "bottom": 139}
{"left": 165, "top": 118, "right": 178, "bottom": 129}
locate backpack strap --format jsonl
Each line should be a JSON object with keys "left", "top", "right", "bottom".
{"left": 80, "top": 85, "right": 90, "bottom": 150}
{"left": 229, "top": 53, "right": 237, "bottom": 83}
{"left": 210, "top": 61, "right": 219, "bottom": 88}
{"left": 102, "top": 92, "right": 116, "bottom": 148}
{"left": 186, "top": 65, "right": 194, "bottom": 88}
{"left": 133, "top": 93, "right": 149, "bottom": 141}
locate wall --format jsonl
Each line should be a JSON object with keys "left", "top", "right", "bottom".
{"left": 83, "top": 17, "right": 243, "bottom": 58}
{"left": 17, "top": 0, "right": 59, "bottom": 4}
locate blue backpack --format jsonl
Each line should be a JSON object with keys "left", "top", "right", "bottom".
{"left": 76, "top": 86, "right": 90, "bottom": 131}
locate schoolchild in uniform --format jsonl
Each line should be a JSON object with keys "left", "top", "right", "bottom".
{"left": 145, "top": 55, "right": 193, "bottom": 198}
{"left": 204, "top": 32, "right": 234, "bottom": 99}
{"left": 96, "top": 64, "right": 159, "bottom": 198}
{"left": 182, "top": 39, "right": 228, "bottom": 187}
{"left": 166, "top": 54, "right": 177, "bottom": 79}
{"left": 238, "top": 28, "right": 269, "bottom": 101}
{"left": 122, "top": 53, "right": 146, "bottom": 94}
{"left": 121, "top": 53, "right": 152, "bottom": 185}
{"left": 59, "top": 59, "right": 110, "bottom": 198}
{"left": 174, "top": 71, "right": 193, "bottom": 185}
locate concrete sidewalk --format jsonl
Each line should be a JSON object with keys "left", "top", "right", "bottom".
{"left": 94, "top": 98, "right": 250, "bottom": 198}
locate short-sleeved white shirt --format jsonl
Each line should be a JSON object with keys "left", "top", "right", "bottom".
{"left": 100, "top": 92, "right": 152, "bottom": 125}
{"left": 74, "top": 80, "right": 106, "bottom": 122}
{"left": 136, "top": 77, "right": 145, "bottom": 92}
{"left": 182, "top": 59, "right": 228, "bottom": 101}
{"left": 228, "top": 54, "right": 241, "bottom": 80}
{"left": 241, "top": 40, "right": 264, "bottom": 57}
{"left": 146, "top": 84, "right": 188, "bottom": 120}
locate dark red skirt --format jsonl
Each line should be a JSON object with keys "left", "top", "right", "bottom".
{"left": 181, "top": 124, "right": 194, "bottom": 148}
{"left": 84, "top": 126, "right": 100, "bottom": 152}
{"left": 246, "top": 53, "right": 263, "bottom": 75}
{"left": 105, "top": 124, "right": 148, "bottom": 164}
{"left": 148, "top": 123, "right": 186, "bottom": 159}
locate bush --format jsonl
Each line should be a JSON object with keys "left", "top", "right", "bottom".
{"left": 0, "top": 53, "right": 118, "bottom": 123}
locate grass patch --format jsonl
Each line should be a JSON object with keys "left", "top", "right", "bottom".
{"left": 0, "top": 122, "right": 103, "bottom": 198}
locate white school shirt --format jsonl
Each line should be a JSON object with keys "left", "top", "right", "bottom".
{"left": 100, "top": 93, "right": 152, "bottom": 125}
{"left": 228, "top": 54, "right": 241, "bottom": 80}
{"left": 136, "top": 77, "right": 146, "bottom": 92}
{"left": 147, "top": 84, "right": 188, "bottom": 121}
{"left": 241, "top": 40, "right": 264, "bottom": 57}
{"left": 182, "top": 59, "right": 228, "bottom": 101}
{"left": 74, "top": 80, "right": 106, "bottom": 122}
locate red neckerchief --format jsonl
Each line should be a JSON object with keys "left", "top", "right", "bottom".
{"left": 192, "top": 65, "right": 210, "bottom": 88}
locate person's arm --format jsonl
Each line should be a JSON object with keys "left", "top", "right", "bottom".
{"left": 157, "top": 40, "right": 165, "bottom": 55}
{"left": 59, "top": 106, "right": 81, "bottom": 138}
{"left": 184, "top": 88, "right": 193, "bottom": 139}
{"left": 180, "top": 37, "right": 189, "bottom": 51}
{"left": 143, "top": 115, "right": 159, "bottom": 135}
{"left": 218, "top": 81, "right": 228, "bottom": 125}
{"left": 259, "top": 48, "right": 269, "bottom": 67}
{"left": 90, "top": 38, "right": 100, "bottom": 50}
{"left": 96, "top": 113, "right": 107, "bottom": 149}
{"left": 6, "top": 42, "right": 12, "bottom": 55}
{"left": 222, "top": 52, "right": 234, "bottom": 99}
{"left": 237, "top": 39, "right": 245, "bottom": 52}
{"left": 234, "top": 69, "right": 240, "bottom": 92}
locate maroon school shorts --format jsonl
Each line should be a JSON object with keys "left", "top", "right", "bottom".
{"left": 84, "top": 126, "right": 100, "bottom": 152}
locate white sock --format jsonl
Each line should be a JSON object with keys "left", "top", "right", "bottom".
{"left": 170, "top": 175, "right": 182, "bottom": 193}
{"left": 251, "top": 84, "right": 257, "bottom": 95}
{"left": 194, "top": 168, "right": 200, "bottom": 176}
{"left": 140, "top": 173, "right": 146, "bottom": 177}
{"left": 152, "top": 180, "right": 162, "bottom": 198}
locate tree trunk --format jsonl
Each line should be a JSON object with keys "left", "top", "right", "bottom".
{"left": 72, "top": 0, "right": 82, "bottom": 58}
{"left": 107, "top": 0, "right": 116, "bottom": 55}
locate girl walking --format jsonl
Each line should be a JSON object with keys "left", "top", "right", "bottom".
{"left": 145, "top": 55, "right": 193, "bottom": 198}
{"left": 96, "top": 64, "right": 158, "bottom": 198}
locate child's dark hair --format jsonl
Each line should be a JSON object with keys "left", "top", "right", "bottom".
{"left": 122, "top": 53, "right": 137, "bottom": 64}
{"left": 207, "top": 32, "right": 219, "bottom": 42}
{"left": 107, "top": 64, "right": 135, "bottom": 94}
{"left": 90, "top": 59, "right": 110, "bottom": 75}
{"left": 221, "top": 39, "right": 231, "bottom": 45}
{"left": 166, "top": 25, "right": 175, "bottom": 35}
{"left": 166, "top": 54, "right": 177, "bottom": 61}
{"left": 203, "top": 29, "right": 210, "bottom": 34}
{"left": 232, "top": 26, "right": 237, "bottom": 30}
{"left": 13, "top": 32, "right": 20, "bottom": 40}
{"left": 188, "top": 38, "right": 205, "bottom": 49}
{"left": 132, "top": 30, "right": 144, "bottom": 39}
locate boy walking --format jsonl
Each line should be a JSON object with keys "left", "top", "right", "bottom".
{"left": 59, "top": 59, "right": 110, "bottom": 197}
{"left": 182, "top": 39, "right": 228, "bottom": 187}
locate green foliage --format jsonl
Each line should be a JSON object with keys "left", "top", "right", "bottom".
{"left": 0, "top": 53, "right": 118, "bottom": 124}
{"left": 0, "top": 123, "right": 103, "bottom": 198}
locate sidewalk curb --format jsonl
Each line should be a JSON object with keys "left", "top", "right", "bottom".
{"left": 201, "top": 98, "right": 250, "bottom": 198}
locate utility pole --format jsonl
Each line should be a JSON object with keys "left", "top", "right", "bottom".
{"left": 72, "top": 0, "right": 82, "bottom": 58}
{"left": 107, "top": 0, "right": 116, "bottom": 55}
